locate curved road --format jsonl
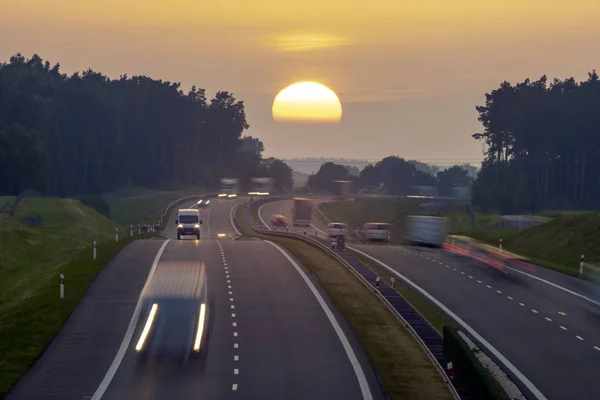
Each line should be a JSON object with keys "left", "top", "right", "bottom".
{"left": 260, "top": 198, "right": 600, "bottom": 400}
{"left": 8, "top": 197, "right": 382, "bottom": 400}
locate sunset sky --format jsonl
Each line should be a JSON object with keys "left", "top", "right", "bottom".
{"left": 3, "top": 0, "right": 600, "bottom": 165}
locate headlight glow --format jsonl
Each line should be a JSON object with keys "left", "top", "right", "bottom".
{"left": 136, "top": 303, "right": 158, "bottom": 352}
{"left": 178, "top": 224, "right": 183, "bottom": 228}
{"left": 193, "top": 303, "right": 207, "bottom": 352}
{"left": 194, "top": 224, "right": 200, "bottom": 228}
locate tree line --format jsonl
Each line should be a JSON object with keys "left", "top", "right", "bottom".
{"left": 0, "top": 53, "right": 292, "bottom": 196}
{"left": 472, "top": 71, "right": 600, "bottom": 213}
{"left": 306, "top": 157, "right": 472, "bottom": 196}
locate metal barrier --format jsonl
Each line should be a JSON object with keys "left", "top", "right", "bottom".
{"left": 240, "top": 199, "right": 465, "bottom": 400}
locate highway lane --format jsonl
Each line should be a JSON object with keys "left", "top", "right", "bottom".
{"left": 260, "top": 198, "right": 600, "bottom": 400}
{"left": 94, "top": 196, "right": 382, "bottom": 399}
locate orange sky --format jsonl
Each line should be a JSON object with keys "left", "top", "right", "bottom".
{"left": 3, "top": 0, "right": 600, "bottom": 164}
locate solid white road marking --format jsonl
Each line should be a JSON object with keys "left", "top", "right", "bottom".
{"left": 230, "top": 203, "right": 242, "bottom": 236}
{"left": 267, "top": 241, "right": 373, "bottom": 400}
{"left": 576, "top": 336, "right": 584, "bottom": 341}
{"left": 205, "top": 205, "right": 212, "bottom": 236}
{"left": 91, "top": 239, "right": 171, "bottom": 400}
{"left": 348, "top": 246, "right": 547, "bottom": 400}
{"left": 257, "top": 203, "right": 272, "bottom": 230}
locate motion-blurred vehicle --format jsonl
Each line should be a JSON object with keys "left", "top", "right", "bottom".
{"left": 292, "top": 197, "right": 313, "bottom": 227}
{"left": 271, "top": 214, "right": 288, "bottom": 228}
{"left": 218, "top": 178, "right": 240, "bottom": 198}
{"left": 197, "top": 199, "right": 211, "bottom": 208}
{"left": 176, "top": 209, "right": 202, "bottom": 240}
{"left": 327, "top": 222, "right": 348, "bottom": 238}
{"left": 359, "top": 222, "right": 392, "bottom": 242}
{"left": 405, "top": 215, "right": 447, "bottom": 247}
{"left": 329, "top": 180, "right": 352, "bottom": 200}
{"left": 249, "top": 177, "right": 274, "bottom": 196}
{"left": 135, "top": 261, "right": 209, "bottom": 363}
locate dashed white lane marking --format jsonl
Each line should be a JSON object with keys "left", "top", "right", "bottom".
{"left": 233, "top": 322, "right": 237, "bottom": 327}
{"left": 576, "top": 336, "right": 584, "bottom": 341}
{"left": 234, "top": 369, "right": 239, "bottom": 375}
{"left": 486, "top": 285, "right": 492, "bottom": 289}
{"left": 234, "top": 343, "right": 239, "bottom": 348}
{"left": 229, "top": 291, "right": 233, "bottom": 295}
{"left": 267, "top": 241, "right": 374, "bottom": 400}
{"left": 230, "top": 297, "right": 234, "bottom": 302}
{"left": 460, "top": 272, "right": 465, "bottom": 275}
{"left": 231, "top": 313, "right": 236, "bottom": 317}
{"left": 348, "top": 246, "right": 547, "bottom": 400}
{"left": 594, "top": 346, "right": 600, "bottom": 351}
{"left": 477, "top": 280, "right": 482, "bottom": 284}
{"left": 234, "top": 355, "right": 239, "bottom": 361}
{"left": 545, "top": 317, "right": 553, "bottom": 322}
{"left": 232, "top": 384, "right": 238, "bottom": 391}
{"left": 227, "top": 280, "right": 231, "bottom": 283}
{"left": 228, "top": 285, "right": 232, "bottom": 289}
{"left": 234, "top": 332, "right": 238, "bottom": 337}
{"left": 497, "top": 290, "right": 502, "bottom": 294}
{"left": 532, "top": 310, "right": 538, "bottom": 314}
{"left": 91, "top": 239, "right": 171, "bottom": 400}
{"left": 519, "top": 303, "right": 525, "bottom": 307}
{"left": 452, "top": 268, "right": 457, "bottom": 271}
{"left": 231, "top": 305, "right": 235, "bottom": 309}
{"left": 560, "top": 326, "right": 568, "bottom": 331}
{"left": 445, "top": 265, "right": 451, "bottom": 268}
{"left": 507, "top": 296, "right": 514, "bottom": 300}
{"left": 469, "top": 275, "right": 473, "bottom": 279}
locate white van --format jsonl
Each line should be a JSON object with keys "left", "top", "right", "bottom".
{"left": 360, "top": 222, "right": 392, "bottom": 242}
{"left": 176, "top": 209, "right": 202, "bottom": 240}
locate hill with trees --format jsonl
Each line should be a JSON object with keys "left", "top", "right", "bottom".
{"left": 0, "top": 53, "right": 292, "bottom": 196}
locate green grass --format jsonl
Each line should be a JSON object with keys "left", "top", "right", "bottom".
{"left": 0, "top": 197, "right": 161, "bottom": 397}
{"left": 105, "top": 190, "right": 186, "bottom": 225}
{"left": 236, "top": 204, "right": 453, "bottom": 400}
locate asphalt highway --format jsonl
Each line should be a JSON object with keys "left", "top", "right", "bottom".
{"left": 260, "top": 198, "right": 600, "bottom": 400}
{"left": 8, "top": 196, "right": 382, "bottom": 400}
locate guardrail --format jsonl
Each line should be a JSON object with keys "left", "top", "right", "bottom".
{"left": 240, "top": 198, "right": 465, "bottom": 400}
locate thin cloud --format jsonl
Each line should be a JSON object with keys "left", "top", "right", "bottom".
{"left": 339, "top": 88, "right": 428, "bottom": 103}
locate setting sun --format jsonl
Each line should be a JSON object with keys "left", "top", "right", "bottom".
{"left": 272, "top": 82, "right": 342, "bottom": 123}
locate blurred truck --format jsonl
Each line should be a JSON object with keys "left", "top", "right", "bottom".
{"left": 291, "top": 197, "right": 313, "bottom": 227}
{"left": 218, "top": 178, "right": 240, "bottom": 198}
{"left": 329, "top": 180, "right": 352, "bottom": 199}
{"left": 405, "top": 215, "right": 447, "bottom": 247}
{"left": 249, "top": 177, "right": 274, "bottom": 196}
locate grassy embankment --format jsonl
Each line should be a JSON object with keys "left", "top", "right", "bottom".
{"left": 0, "top": 195, "right": 163, "bottom": 397}
{"left": 237, "top": 202, "right": 453, "bottom": 400}
{"left": 103, "top": 187, "right": 188, "bottom": 226}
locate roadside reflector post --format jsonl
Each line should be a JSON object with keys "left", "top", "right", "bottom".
{"left": 115, "top": 227, "right": 119, "bottom": 242}
{"left": 580, "top": 255, "right": 584, "bottom": 274}
{"left": 93, "top": 240, "right": 97, "bottom": 260}
{"left": 375, "top": 276, "right": 380, "bottom": 289}
{"left": 60, "top": 274, "right": 64, "bottom": 299}
{"left": 447, "top": 362, "right": 453, "bottom": 380}
{"left": 130, "top": 224, "right": 133, "bottom": 237}
{"left": 499, "top": 238, "right": 503, "bottom": 251}
{"left": 390, "top": 277, "right": 395, "bottom": 288}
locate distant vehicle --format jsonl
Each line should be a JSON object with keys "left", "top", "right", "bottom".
{"left": 218, "top": 178, "right": 240, "bottom": 198}
{"left": 271, "top": 214, "right": 288, "bottom": 228}
{"left": 360, "top": 222, "right": 392, "bottom": 242}
{"left": 249, "top": 177, "right": 274, "bottom": 196}
{"left": 176, "top": 209, "right": 202, "bottom": 240}
{"left": 327, "top": 222, "right": 348, "bottom": 238}
{"left": 292, "top": 197, "right": 313, "bottom": 227}
{"left": 135, "top": 260, "right": 209, "bottom": 363}
{"left": 405, "top": 215, "right": 447, "bottom": 247}
{"left": 197, "top": 199, "right": 211, "bottom": 208}
{"left": 329, "top": 180, "right": 352, "bottom": 199}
